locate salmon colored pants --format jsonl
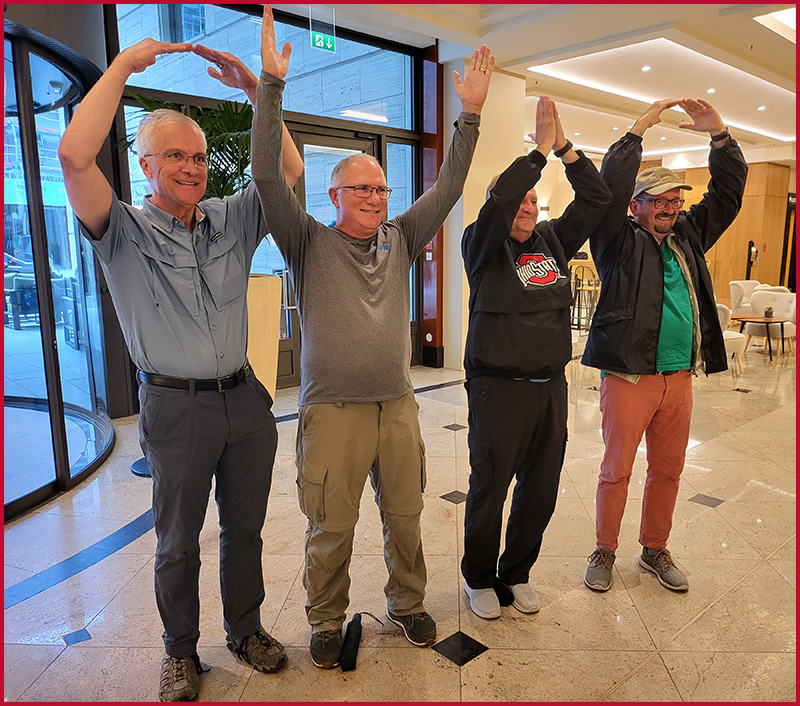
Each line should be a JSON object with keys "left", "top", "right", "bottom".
{"left": 595, "top": 370, "right": 693, "bottom": 551}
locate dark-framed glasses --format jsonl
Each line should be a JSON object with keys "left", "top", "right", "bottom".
{"left": 142, "top": 150, "right": 209, "bottom": 169}
{"left": 636, "top": 197, "right": 684, "bottom": 209}
{"left": 336, "top": 185, "right": 392, "bottom": 199}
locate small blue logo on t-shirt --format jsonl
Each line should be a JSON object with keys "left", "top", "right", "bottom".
{"left": 381, "top": 243, "right": 390, "bottom": 250}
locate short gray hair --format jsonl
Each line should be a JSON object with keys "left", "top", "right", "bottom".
{"left": 135, "top": 109, "right": 205, "bottom": 157}
{"left": 330, "top": 153, "right": 383, "bottom": 187}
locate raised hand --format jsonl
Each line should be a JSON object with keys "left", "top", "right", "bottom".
{"left": 453, "top": 44, "right": 495, "bottom": 115}
{"left": 193, "top": 44, "right": 258, "bottom": 100}
{"left": 260, "top": 5, "right": 292, "bottom": 80}
{"left": 532, "top": 96, "right": 556, "bottom": 155}
{"left": 677, "top": 98, "right": 726, "bottom": 135}
{"left": 630, "top": 98, "right": 680, "bottom": 137}
{"left": 117, "top": 38, "right": 193, "bottom": 75}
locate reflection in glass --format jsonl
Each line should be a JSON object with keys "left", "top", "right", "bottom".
{"left": 4, "top": 41, "right": 113, "bottom": 507}
{"left": 4, "top": 40, "right": 58, "bottom": 503}
{"left": 117, "top": 4, "right": 413, "bottom": 129}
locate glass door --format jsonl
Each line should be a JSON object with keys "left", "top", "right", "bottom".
{"left": 251, "top": 132, "right": 376, "bottom": 388}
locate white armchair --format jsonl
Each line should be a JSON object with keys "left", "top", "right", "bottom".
{"left": 717, "top": 302, "right": 746, "bottom": 374}
{"left": 743, "top": 291, "right": 796, "bottom": 355}
{"left": 753, "top": 284, "right": 791, "bottom": 294}
{"left": 729, "top": 280, "right": 760, "bottom": 315}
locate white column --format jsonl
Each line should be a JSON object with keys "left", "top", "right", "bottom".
{"left": 441, "top": 64, "right": 527, "bottom": 370}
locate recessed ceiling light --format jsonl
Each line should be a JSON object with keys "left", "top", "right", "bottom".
{"left": 660, "top": 136, "right": 666, "bottom": 141}
{"left": 707, "top": 88, "right": 715, "bottom": 94}
{"left": 573, "top": 132, "right": 580, "bottom": 136}
{"left": 612, "top": 127, "right": 619, "bottom": 131}
{"left": 757, "top": 106, "right": 766, "bottom": 111}
{"left": 641, "top": 65, "right": 651, "bottom": 72}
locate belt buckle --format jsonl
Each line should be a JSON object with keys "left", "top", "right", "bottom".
{"left": 217, "top": 378, "right": 224, "bottom": 393}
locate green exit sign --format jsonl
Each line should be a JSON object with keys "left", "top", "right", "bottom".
{"left": 311, "top": 31, "right": 335, "bottom": 53}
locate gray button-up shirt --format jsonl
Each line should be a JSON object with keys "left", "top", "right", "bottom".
{"left": 82, "top": 183, "right": 268, "bottom": 378}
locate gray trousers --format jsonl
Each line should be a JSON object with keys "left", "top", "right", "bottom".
{"left": 138, "top": 369, "right": 278, "bottom": 657}
{"left": 295, "top": 391, "right": 427, "bottom": 631}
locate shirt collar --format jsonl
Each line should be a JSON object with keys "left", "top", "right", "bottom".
{"left": 142, "top": 195, "right": 206, "bottom": 234}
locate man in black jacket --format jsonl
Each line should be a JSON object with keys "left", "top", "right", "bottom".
{"left": 581, "top": 98, "right": 747, "bottom": 593}
{"left": 461, "top": 96, "right": 611, "bottom": 619}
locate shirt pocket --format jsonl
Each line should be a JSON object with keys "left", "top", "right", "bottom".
{"left": 131, "top": 233, "right": 199, "bottom": 317}
{"left": 200, "top": 233, "right": 247, "bottom": 311}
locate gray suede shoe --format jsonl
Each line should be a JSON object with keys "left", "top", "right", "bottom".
{"left": 639, "top": 547, "right": 689, "bottom": 591}
{"left": 584, "top": 548, "right": 615, "bottom": 591}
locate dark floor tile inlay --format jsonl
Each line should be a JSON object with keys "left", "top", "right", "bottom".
{"left": 688, "top": 493, "right": 724, "bottom": 508}
{"left": 63, "top": 629, "right": 92, "bottom": 646}
{"left": 440, "top": 490, "right": 468, "bottom": 505}
{"left": 433, "top": 631, "right": 488, "bottom": 666}
{"left": 443, "top": 423, "right": 467, "bottom": 432}
{"left": 733, "top": 388, "right": 752, "bottom": 393}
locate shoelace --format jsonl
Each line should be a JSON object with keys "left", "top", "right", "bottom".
{"left": 651, "top": 549, "right": 674, "bottom": 568}
{"left": 164, "top": 654, "right": 204, "bottom": 685}
{"left": 316, "top": 629, "right": 340, "bottom": 643}
{"left": 588, "top": 549, "right": 614, "bottom": 568}
{"left": 237, "top": 630, "right": 274, "bottom": 658}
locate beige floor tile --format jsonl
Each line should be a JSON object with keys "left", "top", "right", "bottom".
{"left": 4, "top": 552, "right": 153, "bottom": 646}
{"left": 766, "top": 560, "right": 796, "bottom": 589}
{"left": 240, "top": 645, "right": 461, "bottom": 701}
{"left": 660, "top": 563, "right": 796, "bottom": 654}
{"left": 728, "top": 429, "right": 797, "bottom": 473}
{"left": 3, "top": 643, "right": 65, "bottom": 701}
{"left": 461, "top": 649, "right": 678, "bottom": 702}
{"left": 616, "top": 557, "right": 759, "bottom": 647}
{"left": 680, "top": 458, "right": 796, "bottom": 503}
{"left": 713, "top": 500, "right": 796, "bottom": 556}
{"left": 18, "top": 645, "right": 253, "bottom": 702}
{"left": 599, "top": 655, "right": 684, "bottom": 702}
{"left": 661, "top": 651, "right": 797, "bottom": 701}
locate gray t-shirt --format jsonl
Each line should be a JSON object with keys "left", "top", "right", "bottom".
{"left": 252, "top": 72, "right": 480, "bottom": 405}
{"left": 83, "top": 184, "right": 267, "bottom": 378}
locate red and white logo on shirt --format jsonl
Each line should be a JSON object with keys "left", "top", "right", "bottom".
{"left": 515, "top": 253, "right": 565, "bottom": 287}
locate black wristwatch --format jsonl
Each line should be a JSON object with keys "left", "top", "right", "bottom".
{"left": 553, "top": 140, "right": 573, "bottom": 158}
{"left": 710, "top": 128, "right": 729, "bottom": 142}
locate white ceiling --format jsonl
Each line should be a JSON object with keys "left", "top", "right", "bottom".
{"left": 276, "top": 4, "right": 796, "bottom": 163}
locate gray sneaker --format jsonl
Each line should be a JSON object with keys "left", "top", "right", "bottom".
{"left": 387, "top": 610, "right": 437, "bottom": 646}
{"left": 159, "top": 653, "right": 203, "bottom": 702}
{"left": 638, "top": 547, "right": 689, "bottom": 591}
{"left": 226, "top": 628, "right": 287, "bottom": 673}
{"left": 584, "top": 548, "right": 615, "bottom": 591}
{"left": 310, "top": 628, "right": 343, "bottom": 669}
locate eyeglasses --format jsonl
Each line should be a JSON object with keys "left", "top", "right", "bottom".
{"left": 335, "top": 185, "right": 392, "bottom": 199}
{"left": 635, "top": 197, "right": 685, "bottom": 209}
{"left": 142, "top": 150, "right": 209, "bottom": 169}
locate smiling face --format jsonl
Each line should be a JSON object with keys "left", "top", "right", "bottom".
{"left": 509, "top": 186, "right": 539, "bottom": 242}
{"left": 139, "top": 120, "right": 208, "bottom": 222}
{"left": 329, "top": 156, "right": 388, "bottom": 239}
{"left": 630, "top": 187, "right": 682, "bottom": 242}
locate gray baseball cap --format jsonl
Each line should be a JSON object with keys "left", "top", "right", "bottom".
{"left": 632, "top": 167, "right": 693, "bottom": 199}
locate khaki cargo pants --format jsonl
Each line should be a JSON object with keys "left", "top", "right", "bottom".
{"left": 295, "top": 391, "right": 427, "bottom": 631}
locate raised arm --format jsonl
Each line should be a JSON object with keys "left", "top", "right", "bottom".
{"left": 453, "top": 44, "right": 494, "bottom": 115}
{"left": 193, "top": 43, "right": 304, "bottom": 186}
{"left": 58, "top": 39, "right": 192, "bottom": 239}
{"left": 677, "top": 98, "right": 747, "bottom": 249}
{"left": 462, "top": 96, "right": 555, "bottom": 279}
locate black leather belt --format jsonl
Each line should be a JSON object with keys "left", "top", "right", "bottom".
{"left": 138, "top": 366, "right": 248, "bottom": 392}
{"left": 655, "top": 369, "right": 685, "bottom": 376}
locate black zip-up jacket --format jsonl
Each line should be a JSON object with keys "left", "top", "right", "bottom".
{"left": 581, "top": 132, "right": 748, "bottom": 376}
{"left": 462, "top": 150, "right": 612, "bottom": 379}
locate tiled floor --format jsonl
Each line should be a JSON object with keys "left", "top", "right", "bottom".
{"left": 3, "top": 336, "right": 796, "bottom": 702}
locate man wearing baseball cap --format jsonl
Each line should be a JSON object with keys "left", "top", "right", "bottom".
{"left": 581, "top": 98, "right": 747, "bottom": 592}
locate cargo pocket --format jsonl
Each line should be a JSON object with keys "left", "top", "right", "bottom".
{"left": 296, "top": 462, "right": 327, "bottom": 522}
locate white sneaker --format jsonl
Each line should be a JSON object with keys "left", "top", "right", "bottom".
{"left": 506, "top": 582, "right": 540, "bottom": 613}
{"left": 464, "top": 583, "right": 501, "bottom": 619}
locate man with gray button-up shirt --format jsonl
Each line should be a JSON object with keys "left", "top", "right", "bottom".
{"left": 58, "top": 38, "right": 303, "bottom": 702}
